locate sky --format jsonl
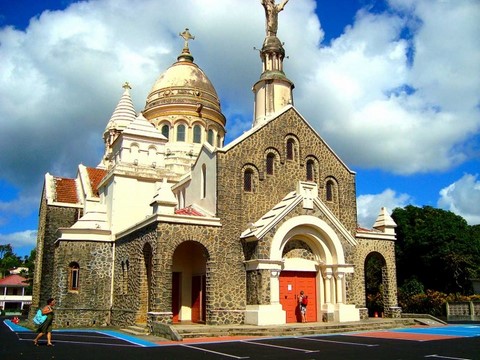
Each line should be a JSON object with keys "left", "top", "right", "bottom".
{"left": 0, "top": 0, "right": 479, "bottom": 258}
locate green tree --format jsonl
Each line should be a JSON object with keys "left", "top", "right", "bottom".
{"left": 392, "top": 205, "right": 480, "bottom": 295}
{"left": 0, "top": 244, "right": 22, "bottom": 278}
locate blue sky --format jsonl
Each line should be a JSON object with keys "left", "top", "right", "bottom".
{"left": 0, "top": 0, "right": 479, "bottom": 258}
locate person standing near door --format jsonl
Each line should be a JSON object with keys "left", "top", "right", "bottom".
{"left": 298, "top": 290, "right": 308, "bottom": 323}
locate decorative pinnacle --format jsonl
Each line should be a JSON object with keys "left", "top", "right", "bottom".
{"left": 122, "top": 82, "right": 131, "bottom": 90}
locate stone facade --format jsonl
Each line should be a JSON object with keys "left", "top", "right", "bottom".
{"left": 52, "top": 240, "right": 113, "bottom": 327}
{"left": 33, "top": 15, "right": 400, "bottom": 329}
{"left": 31, "top": 197, "right": 80, "bottom": 318}
{"left": 33, "top": 105, "right": 399, "bottom": 330}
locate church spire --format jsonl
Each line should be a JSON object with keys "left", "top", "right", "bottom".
{"left": 253, "top": 0, "right": 294, "bottom": 127}
{"left": 104, "top": 82, "right": 136, "bottom": 137}
{"left": 100, "top": 82, "right": 137, "bottom": 168}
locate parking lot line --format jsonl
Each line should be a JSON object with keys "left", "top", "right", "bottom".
{"left": 299, "top": 336, "right": 379, "bottom": 347}
{"left": 182, "top": 344, "right": 250, "bottom": 359}
{"left": 242, "top": 339, "right": 319, "bottom": 353}
{"left": 424, "top": 355, "right": 473, "bottom": 360}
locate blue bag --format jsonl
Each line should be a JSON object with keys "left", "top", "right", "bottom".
{"left": 33, "top": 309, "right": 47, "bottom": 325}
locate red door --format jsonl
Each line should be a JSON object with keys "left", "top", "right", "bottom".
{"left": 279, "top": 271, "right": 317, "bottom": 323}
{"left": 172, "top": 272, "right": 181, "bottom": 323}
{"left": 191, "top": 275, "right": 206, "bottom": 323}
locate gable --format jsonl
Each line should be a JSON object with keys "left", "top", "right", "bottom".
{"left": 241, "top": 181, "right": 357, "bottom": 247}
{"left": 215, "top": 106, "right": 358, "bottom": 234}
{"left": 220, "top": 106, "right": 354, "bottom": 175}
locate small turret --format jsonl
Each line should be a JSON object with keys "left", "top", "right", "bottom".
{"left": 100, "top": 82, "right": 136, "bottom": 168}
{"left": 373, "top": 207, "right": 397, "bottom": 235}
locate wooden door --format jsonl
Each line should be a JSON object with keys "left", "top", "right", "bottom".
{"left": 191, "top": 275, "right": 206, "bottom": 323}
{"left": 172, "top": 272, "right": 181, "bottom": 323}
{"left": 279, "top": 271, "right": 317, "bottom": 323}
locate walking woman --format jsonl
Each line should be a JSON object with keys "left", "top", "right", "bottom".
{"left": 33, "top": 298, "right": 55, "bottom": 346}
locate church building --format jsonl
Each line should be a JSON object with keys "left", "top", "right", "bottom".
{"left": 32, "top": 2, "right": 400, "bottom": 332}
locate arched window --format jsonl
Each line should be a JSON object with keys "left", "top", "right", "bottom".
{"left": 266, "top": 153, "right": 275, "bottom": 175}
{"left": 69, "top": 262, "right": 80, "bottom": 291}
{"left": 161, "top": 124, "right": 169, "bottom": 139}
{"left": 207, "top": 129, "right": 214, "bottom": 145}
{"left": 193, "top": 125, "right": 202, "bottom": 143}
{"left": 306, "top": 159, "right": 314, "bottom": 181}
{"left": 286, "top": 138, "right": 294, "bottom": 160}
{"left": 244, "top": 169, "right": 253, "bottom": 192}
{"left": 148, "top": 146, "right": 157, "bottom": 157}
{"left": 177, "top": 124, "right": 186, "bottom": 142}
{"left": 326, "top": 180, "right": 334, "bottom": 201}
{"left": 201, "top": 164, "right": 207, "bottom": 199}
{"left": 121, "top": 259, "right": 129, "bottom": 295}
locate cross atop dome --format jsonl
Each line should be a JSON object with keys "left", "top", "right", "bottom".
{"left": 180, "top": 28, "right": 195, "bottom": 51}
{"left": 178, "top": 28, "right": 195, "bottom": 62}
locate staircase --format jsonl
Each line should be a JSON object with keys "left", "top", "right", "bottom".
{"left": 170, "top": 318, "right": 416, "bottom": 341}
{"left": 121, "top": 324, "right": 150, "bottom": 336}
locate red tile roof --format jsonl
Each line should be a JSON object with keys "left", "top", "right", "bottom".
{"left": 86, "top": 167, "right": 106, "bottom": 196}
{"left": 54, "top": 177, "right": 79, "bottom": 204}
{"left": 175, "top": 207, "right": 204, "bottom": 217}
{"left": 0, "top": 274, "right": 29, "bottom": 287}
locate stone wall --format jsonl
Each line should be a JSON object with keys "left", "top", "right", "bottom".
{"left": 113, "top": 220, "right": 246, "bottom": 327}
{"left": 30, "top": 200, "right": 80, "bottom": 319}
{"left": 112, "top": 223, "right": 158, "bottom": 328}
{"left": 217, "top": 108, "right": 357, "bottom": 236}
{"left": 349, "top": 236, "right": 399, "bottom": 315}
{"left": 53, "top": 240, "right": 113, "bottom": 327}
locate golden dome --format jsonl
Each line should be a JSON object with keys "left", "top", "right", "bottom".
{"left": 143, "top": 48, "right": 226, "bottom": 128}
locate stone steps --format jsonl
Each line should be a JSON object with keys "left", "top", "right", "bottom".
{"left": 174, "top": 318, "right": 415, "bottom": 340}
{"left": 121, "top": 324, "right": 150, "bottom": 336}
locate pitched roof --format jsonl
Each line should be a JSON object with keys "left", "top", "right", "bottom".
{"left": 54, "top": 177, "right": 78, "bottom": 204}
{"left": 86, "top": 167, "right": 106, "bottom": 196}
{"left": 240, "top": 182, "right": 357, "bottom": 246}
{"left": 0, "top": 274, "right": 28, "bottom": 287}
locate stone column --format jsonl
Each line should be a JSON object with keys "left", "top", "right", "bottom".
{"left": 270, "top": 270, "right": 280, "bottom": 304}
{"left": 335, "top": 271, "right": 344, "bottom": 304}
{"left": 323, "top": 271, "right": 333, "bottom": 304}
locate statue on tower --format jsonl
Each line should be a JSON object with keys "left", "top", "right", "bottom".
{"left": 261, "top": 0, "right": 289, "bottom": 37}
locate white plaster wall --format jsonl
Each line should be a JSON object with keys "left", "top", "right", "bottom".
{"left": 108, "top": 176, "right": 157, "bottom": 234}
{"left": 185, "top": 147, "right": 217, "bottom": 214}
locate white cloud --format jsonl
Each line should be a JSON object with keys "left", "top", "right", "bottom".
{"left": 357, "top": 188, "right": 413, "bottom": 228}
{"left": 438, "top": 173, "right": 480, "bottom": 225}
{"left": 0, "top": 0, "right": 479, "bottom": 240}
{"left": 0, "top": 230, "right": 38, "bottom": 252}
{"left": 298, "top": 0, "right": 480, "bottom": 175}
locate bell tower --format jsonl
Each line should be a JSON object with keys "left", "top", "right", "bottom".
{"left": 253, "top": 0, "right": 294, "bottom": 127}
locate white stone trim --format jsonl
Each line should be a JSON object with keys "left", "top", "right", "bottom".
{"left": 244, "top": 304, "right": 286, "bottom": 325}
{"left": 356, "top": 230, "right": 396, "bottom": 241}
{"left": 270, "top": 215, "right": 346, "bottom": 264}
{"left": 313, "top": 198, "right": 357, "bottom": 246}
{"left": 115, "top": 213, "right": 222, "bottom": 239}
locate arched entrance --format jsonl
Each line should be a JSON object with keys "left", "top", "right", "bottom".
{"left": 365, "top": 252, "right": 386, "bottom": 317}
{"left": 172, "top": 241, "right": 208, "bottom": 323}
{"left": 271, "top": 216, "right": 358, "bottom": 323}
{"left": 137, "top": 242, "right": 153, "bottom": 324}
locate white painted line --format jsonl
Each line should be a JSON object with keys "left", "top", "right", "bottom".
{"left": 19, "top": 338, "right": 139, "bottom": 347}
{"left": 242, "top": 340, "right": 319, "bottom": 353}
{"left": 182, "top": 344, "right": 249, "bottom": 359}
{"left": 299, "top": 336, "right": 379, "bottom": 347}
{"left": 425, "top": 355, "right": 472, "bottom": 360}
